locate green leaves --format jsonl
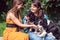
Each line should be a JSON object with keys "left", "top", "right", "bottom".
{"left": 0, "top": 22, "right": 6, "bottom": 36}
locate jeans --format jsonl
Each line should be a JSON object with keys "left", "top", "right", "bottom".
{"left": 28, "top": 32, "right": 55, "bottom": 40}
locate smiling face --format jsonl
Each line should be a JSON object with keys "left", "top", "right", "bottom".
{"left": 30, "top": 3, "right": 39, "bottom": 13}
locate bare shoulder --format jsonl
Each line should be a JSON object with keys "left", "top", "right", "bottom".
{"left": 6, "top": 10, "right": 13, "bottom": 18}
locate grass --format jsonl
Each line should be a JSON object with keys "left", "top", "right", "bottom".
{"left": 0, "top": 22, "right": 6, "bottom": 37}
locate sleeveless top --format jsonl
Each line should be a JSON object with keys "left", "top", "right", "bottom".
{"left": 6, "top": 13, "right": 22, "bottom": 31}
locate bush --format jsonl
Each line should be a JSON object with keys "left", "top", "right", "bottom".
{"left": 0, "top": 22, "right": 6, "bottom": 36}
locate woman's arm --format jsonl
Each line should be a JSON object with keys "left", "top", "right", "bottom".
{"left": 9, "top": 12, "right": 36, "bottom": 28}
{"left": 18, "top": 13, "right": 22, "bottom": 23}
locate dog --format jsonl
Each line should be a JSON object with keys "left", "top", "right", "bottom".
{"left": 28, "top": 20, "right": 47, "bottom": 38}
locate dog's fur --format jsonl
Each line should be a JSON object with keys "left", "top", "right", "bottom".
{"left": 28, "top": 20, "right": 47, "bottom": 37}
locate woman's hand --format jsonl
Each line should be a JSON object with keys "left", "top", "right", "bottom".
{"left": 31, "top": 25, "right": 37, "bottom": 28}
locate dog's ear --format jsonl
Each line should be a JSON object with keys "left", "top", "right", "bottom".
{"left": 29, "top": 28, "right": 35, "bottom": 32}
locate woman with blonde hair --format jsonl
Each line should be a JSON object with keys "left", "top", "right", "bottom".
{"left": 3, "top": 0, "right": 36, "bottom": 40}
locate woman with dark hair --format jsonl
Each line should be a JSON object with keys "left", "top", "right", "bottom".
{"left": 2, "top": 0, "right": 37, "bottom": 40}
{"left": 23, "top": 0, "right": 56, "bottom": 40}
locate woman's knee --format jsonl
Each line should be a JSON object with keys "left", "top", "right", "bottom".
{"left": 28, "top": 32, "right": 43, "bottom": 40}
{"left": 45, "top": 35, "right": 55, "bottom": 40}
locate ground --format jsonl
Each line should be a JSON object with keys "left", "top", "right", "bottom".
{"left": 0, "top": 37, "right": 2, "bottom": 40}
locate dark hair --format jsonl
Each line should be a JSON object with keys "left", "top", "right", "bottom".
{"left": 31, "top": 0, "right": 41, "bottom": 8}
{"left": 31, "top": 0, "right": 44, "bottom": 18}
